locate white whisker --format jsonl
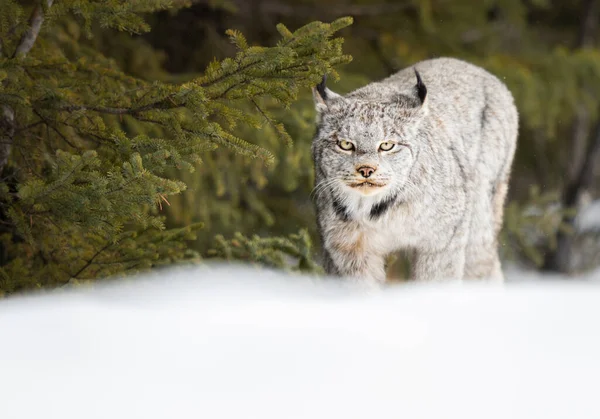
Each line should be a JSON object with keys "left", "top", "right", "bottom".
{"left": 310, "top": 177, "right": 343, "bottom": 202}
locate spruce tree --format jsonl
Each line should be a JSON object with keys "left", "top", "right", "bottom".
{"left": 0, "top": 0, "right": 351, "bottom": 293}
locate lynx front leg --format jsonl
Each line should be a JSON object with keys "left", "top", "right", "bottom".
{"left": 325, "top": 246, "right": 386, "bottom": 284}
{"left": 322, "top": 228, "right": 387, "bottom": 284}
{"left": 411, "top": 245, "right": 466, "bottom": 282}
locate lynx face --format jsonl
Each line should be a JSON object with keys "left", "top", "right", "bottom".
{"left": 314, "top": 101, "right": 421, "bottom": 198}
{"left": 312, "top": 72, "right": 428, "bottom": 205}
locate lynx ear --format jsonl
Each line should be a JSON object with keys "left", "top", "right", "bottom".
{"left": 312, "top": 75, "right": 342, "bottom": 112}
{"left": 413, "top": 68, "right": 427, "bottom": 106}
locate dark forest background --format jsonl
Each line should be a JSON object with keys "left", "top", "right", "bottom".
{"left": 2, "top": 0, "right": 600, "bottom": 293}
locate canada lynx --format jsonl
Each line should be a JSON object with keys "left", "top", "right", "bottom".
{"left": 312, "top": 57, "right": 518, "bottom": 283}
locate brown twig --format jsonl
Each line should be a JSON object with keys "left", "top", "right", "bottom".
{"left": 14, "top": 120, "right": 45, "bottom": 133}
{"left": 72, "top": 241, "right": 114, "bottom": 279}
{"left": 32, "top": 109, "right": 80, "bottom": 150}
{"left": 58, "top": 99, "right": 181, "bottom": 115}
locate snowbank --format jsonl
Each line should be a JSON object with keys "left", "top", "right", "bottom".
{"left": 1, "top": 265, "right": 600, "bottom": 419}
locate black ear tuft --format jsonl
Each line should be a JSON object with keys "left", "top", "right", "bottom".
{"left": 316, "top": 74, "right": 328, "bottom": 101}
{"left": 414, "top": 68, "right": 427, "bottom": 104}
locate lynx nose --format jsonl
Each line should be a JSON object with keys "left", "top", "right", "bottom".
{"left": 357, "top": 166, "right": 376, "bottom": 178}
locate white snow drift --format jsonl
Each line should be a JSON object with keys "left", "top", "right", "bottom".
{"left": 1, "top": 265, "right": 599, "bottom": 419}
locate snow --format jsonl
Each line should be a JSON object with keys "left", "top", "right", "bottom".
{"left": 576, "top": 199, "right": 600, "bottom": 232}
{"left": 2, "top": 264, "right": 600, "bottom": 419}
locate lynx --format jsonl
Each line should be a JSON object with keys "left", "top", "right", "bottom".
{"left": 312, "top": 57, "right": 518, "bottom": 283}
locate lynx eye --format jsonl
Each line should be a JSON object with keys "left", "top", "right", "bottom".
{"left": 379, "top": 141, "right": 395, "bottom": 152}
{"left": 338, "top": 140, "right": 355, "bottom": 151}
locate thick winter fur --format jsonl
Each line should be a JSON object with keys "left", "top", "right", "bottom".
{"left": 312, "top": 58, "right": 518, "bottom": 283}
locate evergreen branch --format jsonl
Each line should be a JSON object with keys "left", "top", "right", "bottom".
{"left": 32, "top": 109, "right": 80, "bottom": 150}
{"left": 16, "top": 144, "right": 44, "bottom": 180}
{"left": 57, "top": 99, "right": 181, "bottom": 115}
{"left": 14, "top": 120, "right": 45, "bottom": 133}
{"left": 28, "top": 158, "right": 87, "bottom": 204}
{"left": 59, "top": 121, "right": 107, "bottom": 146}
{"left": 200, "top": 59, "right": 263, "bottom": 88}
{"left": 199, "top": 18, "right": 350, "bottom": 88}
{"left": 138, "top": 116, "right": 273, "bottom": 162}
{"left": 201, "top": 58, "right": 314, "bottom": 93}
{"left": 14, "top": 0, "right": 54, "bottom": 58}
{"left": 250, "top": 98, "right": 292, "bottom": 147}
{"left": 250, "top": 98, "right": 271, "bottom": 124}
{"left": 105, "top": 177, "right": 141, "bottom": 195}
{"left": 209, "top": 65, "right": 310, "bottom": 100}
{"left": 72, "top": 240, "right": 114, "bottom": 279}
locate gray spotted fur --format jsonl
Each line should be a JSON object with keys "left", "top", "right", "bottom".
{"left": 311, "top": 57, "right": 518, "bottom": 283}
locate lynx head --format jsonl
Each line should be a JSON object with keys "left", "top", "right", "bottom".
{"left": 312, "top": 70, "right": 428, "bottom": 206}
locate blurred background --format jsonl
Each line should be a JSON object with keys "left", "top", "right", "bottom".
{"left": 155, "top": 0, "right": 600, "bottom": 278}
{"left": 2, "top": 0, "right": 600, "bottom": 291}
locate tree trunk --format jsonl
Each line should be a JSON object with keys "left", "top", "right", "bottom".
{"left": 0, "top": 0, "right": 53, "bottom": 176}
{"left": 542, "top": 0, "right": 599, "bottom": 273}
